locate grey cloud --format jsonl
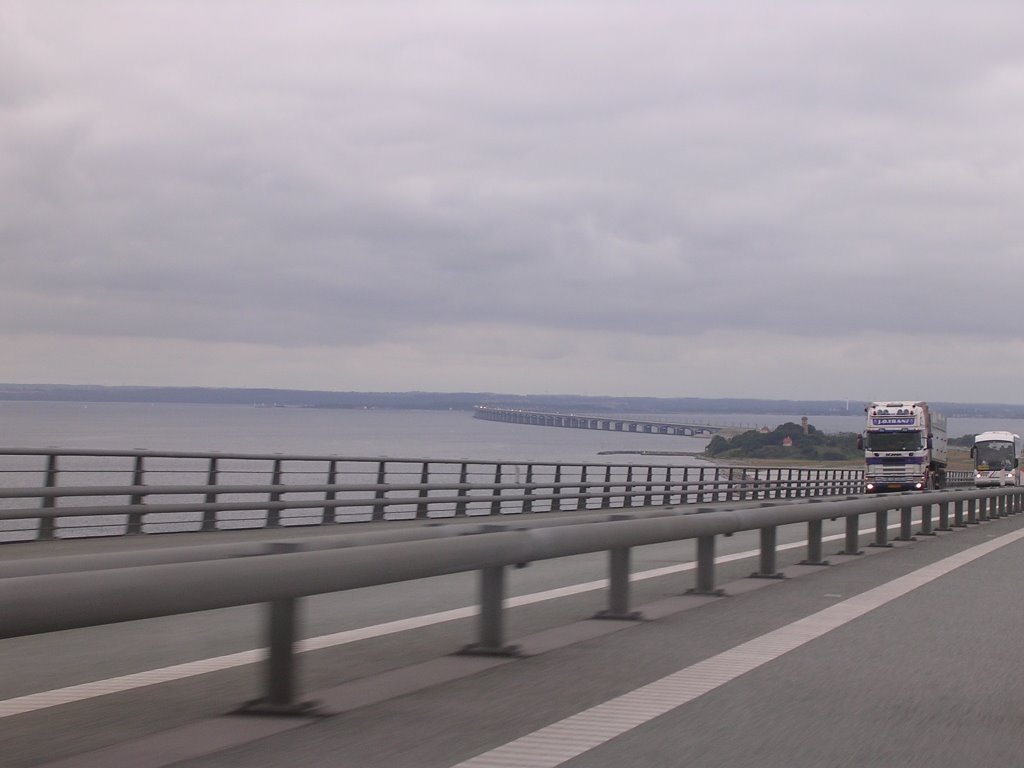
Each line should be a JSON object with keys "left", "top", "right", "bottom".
{"left": 4, "top": 1, "right": 1024, "bottom": 397}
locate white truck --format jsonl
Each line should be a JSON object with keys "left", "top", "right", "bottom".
{"left": 971, "top": 430, "right": 1022, "bottom": 487}
{"left": 858, "top": 401, "right": 948, "bottom": 492}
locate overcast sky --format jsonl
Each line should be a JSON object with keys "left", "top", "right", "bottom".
{"left": 3, "top": 2, "right": 1024, "bottom": 402}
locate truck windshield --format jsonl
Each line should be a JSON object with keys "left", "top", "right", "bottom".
{"left": 865, "top": 431, "right": 923, "bottom": 452}
{"left": 975, "top": 441, "right": 1016, "bottom": 470}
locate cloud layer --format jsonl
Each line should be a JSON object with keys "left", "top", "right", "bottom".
{"left": 4, "top": 2, "right": 1024, "bottom": 401}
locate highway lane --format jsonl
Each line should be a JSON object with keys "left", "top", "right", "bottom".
{"left": 0, "top": 501, "right": 1001, "bottom": 766}
{"left": 169, "top": 510, "right": 1024, "bottom": 768}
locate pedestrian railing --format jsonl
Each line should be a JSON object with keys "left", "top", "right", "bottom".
{"left": 0, "top": 448, "right": 875, "bottom": 542}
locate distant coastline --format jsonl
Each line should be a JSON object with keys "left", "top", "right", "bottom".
{"left": 1, "top": 384, "right": 1023, "bottom": 419}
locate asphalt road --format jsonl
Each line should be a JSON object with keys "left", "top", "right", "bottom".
{"left": 3, "top": 502, "right": 1023, "bottom": 767}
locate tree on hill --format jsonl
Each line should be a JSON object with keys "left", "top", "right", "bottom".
{"left": 704, "top": 422, "right": 859, "bottom": 461}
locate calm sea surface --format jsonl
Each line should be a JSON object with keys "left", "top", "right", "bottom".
{"left": 1, "top": 402, "right": 1021, "bottom": 463}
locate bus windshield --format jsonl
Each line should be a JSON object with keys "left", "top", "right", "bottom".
{"left": 865, "top": 431, "right": 923, "bottom": 452}
{"left": 975, "top": 441, "right": 1016, "bottom": 470}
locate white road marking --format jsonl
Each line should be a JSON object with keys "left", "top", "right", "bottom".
{"left": 0, "top": 514, "right": 973, "bottom": 718}
{"left": 449, "top": 526, "right": 1024, "bottom": 768}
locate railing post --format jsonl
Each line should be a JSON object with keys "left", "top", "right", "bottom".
{"left": 577, "top": 465, "right": 589, "bottom": 511}
{"left": 661, "top": 466, "right": 672, "bottom": 506}
{"left": 521, "top": 464, "right": 534, "bottom": 514}
{"left": 786, "top": 468, "right": 794, "bottom": 499}
{"left": 455, "top": 462, "right": 469, "bottom": 517}
{"left": 839, "top": 513, "right": 863, "bottom": 555}
{"left": 801, "top": 518, "right": 829, "bottom": 565}
{"left": 624, "top": 466, "right": 635, "bottom": 507}
{"left": 751, "top": 526, "right": 783, "bottom": 578}
{"left": 712, "top": 468, "right": 721, "bottom": 503}
{"left": 871, "top": 509, "right": 892, "bottom": 547}
{"left": 201, "top": 456, "right": 219, "bottom": 532}
{"left": 967, "top": 497, "right": 978, "bottom": 524}
{"left": 978, "top": 495, "right": 989, "bottom": 522}
{"left": 415, "top": 461, "right": 430, "bottom": 518}
{"left": 550, "top": 464, "right": 562, "bottom": 512}
{"left": 126, "top": 454, "right": 146, "bottom": 535}
{"left": 725, "top": 467, "right": 735, "bottom": 502}
{"left": 937, "top": 500, "right": 952, "bottom": 531}
{"left": 324, "top": 460, "right": 338, "bottom": 523}
{"left": 38, "top": 453, "right": 58, "bottom": 541}
{"left": 697, "top": 467, "right": 706, "bottom": 504}
{"left": 602, "top": 466, "right": 612, "bottom": 509}
{"left": 643, "top": 466, "right": 654, "bottom": 506}
{"left": 489, "top": 464, "right": 503, "bottom": 516}
{"left": 266, "top": 457, "right": 283, "bottom": 528}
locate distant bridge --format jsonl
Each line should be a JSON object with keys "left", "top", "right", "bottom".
{"left": 473, "top": 405, "right": 734, "bottom": 437}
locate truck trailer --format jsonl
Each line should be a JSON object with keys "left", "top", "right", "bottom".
{"left": 859, "top": 401, "right": 948, "bottom": 492}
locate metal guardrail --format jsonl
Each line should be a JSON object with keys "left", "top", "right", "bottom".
{"left": 0, "top": 448, "right": 875, "bottom": 542}
{"left": 0, "top": 484, "right": 1018, "bottom": 716}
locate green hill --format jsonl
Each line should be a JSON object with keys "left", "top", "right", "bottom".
{"left": 704, "top": 422, "right": 860, "bottom": 461}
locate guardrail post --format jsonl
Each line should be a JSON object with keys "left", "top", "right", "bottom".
{"left": 643, "top": 466, "right": 654, "bottom": 506}
{"left": 461, "top": 564, "right": 519, "bottom": 656}
{"left": 697, "top": 467, "right": 706, "bottom": 504}
{"left": 801, "top": 518, "right": 829, "bottom": 565}
{"left": 978, "top": 496, "right": 989, "bottom": 522}
{"left": 415, "top": 461, "right": 430, "bottom": 518}
{"left": 688, "top": 535, "right": 723, "bottom": 595}
{"left": 896, "top": 505, "right": 915, "bottom": 541}
{"left": 324, "top": 460, "right": 338, "bottom": 523}
{"left": 967, "top": 497, "right": 978, "bottom": 524}
{"left": 126, "top": 455, "right": 146, "bottom": 535}
{"left": 239, "top": 544, "right": 317, "bottom": 716}
{"left": 201, "top": 457, "right": 219, "bottom": 532}
{"left": 785, "top": 469, "right": 794, "bottom": 499}
{"left": 266, "top": 457, "right": 283, "bottom": 528}
{"left": 624, "top": 466, "right": 635, "bottom": 507}
{"left": 839, "top": 514, "right": 863, "bottom": 555}
{"left": 725, "top": 467, "right": 735, "bottom": 502}
{"left": 751, "top": 526, "right": 783, "bottom": 578}
{"left": 489, "top": 464, "right": 503, "bottom": 516}
{"left": 661, "top": 467, "right": 672, "bottom": 506}
{"left": 937, "top": 501, "right": 952, "bottom": 531}
{"left": 953, "top": 498, "right": 967, "bottom": 527}
{"left": 917, "top": 502, "right": 935, "bottom": 536}
{"left": 595, "top": 537, "right": 643, "bottom": 621}
{"left": 999, "top": 493, "right": 1009, "bottom": 517}
{"left": 871, "top": 509, "right": 892, "bottom": 548}
{"left": 38, "top": 453, "right": 58, "bottom": 541}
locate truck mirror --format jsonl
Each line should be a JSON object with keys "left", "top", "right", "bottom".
{"left": 970, "top": 446, "right": 975, "bottom": 458}
{"left": 927, "top": 436, "right": 933, "bottom": 449}
{"left": 856, "top": 435, "right": 863, "bottom": 450}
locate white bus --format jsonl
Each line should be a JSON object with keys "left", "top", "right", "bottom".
{"left": 971, "top": 431, "right": 1023, "bottom": 486}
